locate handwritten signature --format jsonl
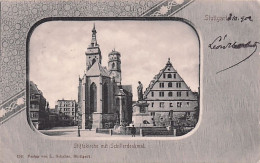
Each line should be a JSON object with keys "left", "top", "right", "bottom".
{"left": 209, "top": 34, "right": 259, "bottom": 74}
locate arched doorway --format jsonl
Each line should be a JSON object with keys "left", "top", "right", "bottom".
{"left": 103, "top": 83, "right": 109, "bottom": 114}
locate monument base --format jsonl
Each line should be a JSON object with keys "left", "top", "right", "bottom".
{"left": 132, "top": 101, "right": 153, "bottom": 127}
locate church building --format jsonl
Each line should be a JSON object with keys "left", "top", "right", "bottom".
{"left": 78, "top": 24, "right": 132, "bottom": 129}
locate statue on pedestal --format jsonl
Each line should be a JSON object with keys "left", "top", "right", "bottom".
{"left": 137, "top": 81, "right": 143, "bottom": 101}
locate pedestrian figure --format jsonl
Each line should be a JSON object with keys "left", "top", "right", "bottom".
{"left": 131, "top": 125, "right": 136, "bottom": 137}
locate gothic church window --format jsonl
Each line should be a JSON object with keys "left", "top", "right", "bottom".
{"left": 90, "top": 83, "right": 97, "bottom": 113}
{"left": 103, "top": 83, "right": 109, "bottom": 114}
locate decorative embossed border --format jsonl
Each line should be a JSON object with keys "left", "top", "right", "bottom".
{"left": 0, "top": 0, "right": 196, "bottom": 126}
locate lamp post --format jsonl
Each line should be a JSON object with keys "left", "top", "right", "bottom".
{"left": 77, "top": 112, "right": 81, "bottom": 137}
{"left": 77, "top": 112, "right": 91, "bottom": 137}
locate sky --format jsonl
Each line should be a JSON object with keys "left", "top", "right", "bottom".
{"left": 30, "top": 20, "right": 199, "bottom": 108}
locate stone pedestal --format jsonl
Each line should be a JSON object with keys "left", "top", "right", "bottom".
{"left": 132, "top": 101, "right": 153, "bottom": 127}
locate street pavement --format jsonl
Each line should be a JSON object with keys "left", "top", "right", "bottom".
{"left": 40, "top": 126, "right": 139, "bottom": 137}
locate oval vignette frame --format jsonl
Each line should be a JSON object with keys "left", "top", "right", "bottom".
{"left": 26, "top": 17, "right": 202, "bottom": 140}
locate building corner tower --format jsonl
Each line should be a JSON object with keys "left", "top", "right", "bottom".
{"left": 108, "top": 49, "right": 122, "bottom": 85}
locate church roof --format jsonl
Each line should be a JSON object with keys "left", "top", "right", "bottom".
{"left": 109, "top": 49, "right": 121, "bottom": 56}
{"left": 85, "top": 61, "right": 110, "bottom": 77}
{"left": 122, "top": 85, "right": 132, "bottom": 94}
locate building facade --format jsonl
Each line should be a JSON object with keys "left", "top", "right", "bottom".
{"left": 139, "top": 59, "right": 199, "bottom": 127}
{"left": 29, "top": 81, "right": 50, "bottom": 129}
{"left": 56, "top": 99, "right": 77, "bottom": 125}
{"left": 78, "top": 25, "right": 132, "bottom": 129}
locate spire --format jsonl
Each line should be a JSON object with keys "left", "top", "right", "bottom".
{"left": 92, "top": 23, "right": 96, "bottom": 31}
{"left": 90, "top": 23, "right": 98, "bottom": 47}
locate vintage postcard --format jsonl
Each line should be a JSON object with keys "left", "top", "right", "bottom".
{"left": 0, "top": 0, "right": 259, "bottom": 162}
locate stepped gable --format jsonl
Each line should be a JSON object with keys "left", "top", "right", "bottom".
{"left": 143, "top": 58, "right": 187, "bottom": 99}
{"left": 143, "top": 59, "right": 171, "bottom": 98}
{"left": 143, "top": 69, "right": 166, "bottom": 99}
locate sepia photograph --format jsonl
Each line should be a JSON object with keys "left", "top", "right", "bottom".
{"left": 1, "top": 0, "right": 259, "bottom": 162}
{"left": 29, "top": 20, "right": 200, "bottom": 137}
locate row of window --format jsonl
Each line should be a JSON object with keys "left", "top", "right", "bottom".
{"left": 60, "top": 108, "right": 75, "bottom": 112}
{"left": 150, "top": 111, "right": 191, "bottom": 116}
{"left": 152, "top": 91, "right": 189, "bottom": 97}
{"left": 30, "top": 95, "right": 40, "bottom": 100}
{"left": 150, "top": 102, "right": 190, "bottom": 108}
{"left": 159, "top": 82, "right": 182, "bottom": 88}
{"left": 30, "top": 112, "right": 39, "bottom": 118}
{"left": 64, "top": 112, "right": 74, "bottom": 116}
{"left": 58, "top": 103, "right": 75, "bottom": 107}
{"left": 163, "top": 73, "right": 176, "bottom": 79}
{"left": 30, "top": 104, "right": 39, "bottom": 110}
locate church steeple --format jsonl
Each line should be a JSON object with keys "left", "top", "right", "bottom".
{"left": 85, "top": 23, "right": 102, "bottom": 70}
{"left": 90, "top": 23, "right": 98, "bottom": 47}
{"left": 108, "top": 49, "right": 121, "bottom": 85}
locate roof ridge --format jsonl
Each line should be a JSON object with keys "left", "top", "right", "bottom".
{"left": 143, "top": 65, "right": 168, "bottom": 98}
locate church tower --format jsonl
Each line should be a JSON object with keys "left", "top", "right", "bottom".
{"left": 108, "top": 49, "right": 121, "bottom": 85}
{"left": 85, "top": 24, "right": 102, "bottom": 70}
